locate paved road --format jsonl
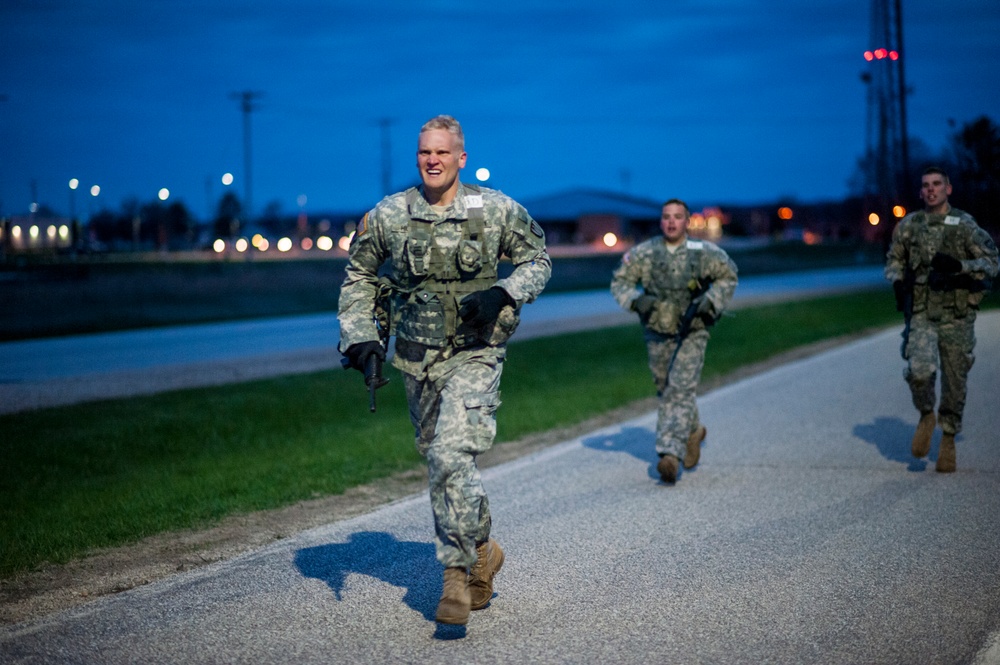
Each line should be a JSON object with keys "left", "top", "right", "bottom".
{"left": 0, "top": 265, "right": 887, "bottom": 414}
{"left": 2, "top": 312, "right": 998, "bottom": 664}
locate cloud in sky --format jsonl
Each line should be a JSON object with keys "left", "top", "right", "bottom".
{"left": 1, "top": 0, "right": 998, "bottom": 219}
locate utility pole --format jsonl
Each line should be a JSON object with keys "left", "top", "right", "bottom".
{"left": 229, "top": 90, "right": 264, "bottom": 223}
{"left": 861, "top": 0, "right": 909, "bottom": 247}
{"left": 379, "top": 117, "right": 393, "bottom": 197}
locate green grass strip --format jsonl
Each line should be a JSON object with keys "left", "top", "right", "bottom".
{"left": 1, "top": 288, "right": 995, "bottom": 578}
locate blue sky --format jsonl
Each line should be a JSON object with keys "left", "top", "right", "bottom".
{"left": 1, "top": 0, "right": 998, "bottom": 220}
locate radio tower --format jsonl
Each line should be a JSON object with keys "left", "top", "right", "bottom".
{"left": 860, "top": 0, "right": 909, "bottom": 246}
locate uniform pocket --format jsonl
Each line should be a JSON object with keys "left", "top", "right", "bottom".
{"left": 463, "top": 391, "right": 501, "bottom": 453}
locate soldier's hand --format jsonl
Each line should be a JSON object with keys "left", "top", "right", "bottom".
{"left": 459, "top": 287, "right": 513, "bottom": 328}
{"left": 632, "top": 295, "right": 657, "bottom": 318}
{"left": 342, "top": 340, "right": 385, "bottom": 373}
{"left": 696, "top": 296, "right": 715, "bottom": 322}
{"left": 931, "top": 252, "right": 962, "bottom": 274}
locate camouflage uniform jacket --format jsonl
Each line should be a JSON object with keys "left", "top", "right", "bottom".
{"left": 611, "top": 236, "right": 738, "bottom": 336}
{"left": 338, "top": 182, "right": 551, "bottom": 372}
{"left": 885, "top": 207, "right": 998, "bottom": 319}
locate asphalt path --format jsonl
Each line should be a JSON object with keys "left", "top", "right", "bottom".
{"left": 0, "top": 265, "right": 887, "bottom": 413}
{"left": 2, "top": 310, "right": 999, "bottom": 664}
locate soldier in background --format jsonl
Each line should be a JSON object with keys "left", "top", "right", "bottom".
{"left": 338, "top": 115, "right": 551, "bottom": 625}
{"left": 611, "top": 199, "right": 738, "bottom": 484}
{"left": 885, "top": 166, "right": 998, "bottom": 472}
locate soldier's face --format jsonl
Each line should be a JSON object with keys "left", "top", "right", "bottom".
{"left": 920, "top": 173, "right": 951, "bottom": 211}
{"left": 417, "top": 129, "right": 467, "bottom": 199}
{"left": 660, "top": 203, "right": 689, "bottom": 243}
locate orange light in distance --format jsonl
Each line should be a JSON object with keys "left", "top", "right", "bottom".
{"left": 893, "top": 205, "right": 906, "bottom": 218}
{"left": 868, "top": 213, "right": 880, "bottom": 226}
{"left": 777, "top": 207, "right": 793, "bottom": 220}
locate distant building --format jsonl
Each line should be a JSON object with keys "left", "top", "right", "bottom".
{"left": 519, "top": 188, "right": 663, "bottom": 247}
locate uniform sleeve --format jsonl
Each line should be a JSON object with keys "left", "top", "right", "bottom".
{"left": 963, "top": 224, "right": 999, "bottom": 279}
{"left": 494, "top": 200, "right": 552, "bottom": 305}
{"left": 337, "top": 209, "right": 387, "bottom": 350}
{"left": 884, "top": 218, "right": 910, "bottom": 283}
{"left": 703, "top": 246, "right": 738, "bottom": 315}
{"left": 610, "top": 248, "right": 644, "bottom": 311}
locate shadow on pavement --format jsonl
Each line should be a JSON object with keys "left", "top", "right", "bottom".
{"left": 853, "top": 416, "right": 933, "bottom": 471}
{"left": 581, "top": 426, "right": 670, "bottom": 481}
{"left": 295, "top": 531, "right": 440, "bottom": 622}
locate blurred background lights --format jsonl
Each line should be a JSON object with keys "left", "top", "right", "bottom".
{"left": 213, "top": 239, "right": 226, "bottom": 253}
{"left": 68, "top": 178, "right": 79, "bottom": 190}
{"left": 868, "top": 213, "right": 880, "bottom": 225}
{"left": 235, "top": 238, "right": 249, "bottom": 252}
{"left": 90, "top": 185, "right": 100, "bottom": 197}
{"left": 475, "top": 168, "right": 490, "bottom": 182}
{"left": 602, "top": 232, "right": 618, "bottom": 248}
{"left": 158, "top": 188, "right": 170, "bottom": 201}
{"left": 277, "top": 237, "right": 292, "bottom": 252}
{"left": 221, "top": 173, "right": 234, "bottom": 186}
{"left": 893, "top": 205, "right": 906, "bottom": 217}
{"left": 316, "top": 236, "right": 333, "bottom": 251}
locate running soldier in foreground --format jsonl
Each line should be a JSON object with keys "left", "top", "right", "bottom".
{"left": 338, "top": 115, "right": 551, "bottom": 625}
{"left": 611, "top": 199, "right": 738, "bottom": 483}
{"left": 885, "top": 166, "right": 997, "bottom": 471}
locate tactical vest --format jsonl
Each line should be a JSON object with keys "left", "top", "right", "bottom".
{"left": 908, "top": 211, "right": 979, "bottom": 319}
{"left": 643, "top": 239, "right": 705, "bottom": 334}
{"left": 393, "top": 183, "right": 498, "bottom": 347}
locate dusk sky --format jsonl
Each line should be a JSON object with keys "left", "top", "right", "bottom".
{"left": 2, "top": 1, "right": 998, "bottom": 221}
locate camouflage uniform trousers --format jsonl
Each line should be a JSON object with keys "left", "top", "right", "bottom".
{"left": 646, "top": 328, "right": 709, "bottom": 458}
{"left": 404, "top": 351, "right": 503, "bottom": 569}
{"left": 904, "top": 310, "right": 977, "bottom": 435}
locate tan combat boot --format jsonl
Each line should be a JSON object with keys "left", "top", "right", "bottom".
{"left": 657, "top": 455, "right": 679, "bottom": 483}
{"left": 469, "top": 538, "right": 505, "bottom": 610}
{"left": 435, "top": 567, "right": 471, "bottom": 625}
{"left": 911, "top": 412, "right": 935, "bottom": 458}
{"left": 936, "top": 434, "right": 956, "bottom": 473}
{"left": 684, "top": 426, "right": 707, "bottom": 469}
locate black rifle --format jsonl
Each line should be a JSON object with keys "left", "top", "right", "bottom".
{"left": 898, "top": 266, "right": 915, "bottom": 360}
{"left": 665, "top": 279, "right": 712, "bottom": 387}
{"left": 342, "top": 281, "right": 392, "bottom": 413}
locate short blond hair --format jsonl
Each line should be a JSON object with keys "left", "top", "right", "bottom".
{"left": 420, "top": 115, "right": 465, "bottom": 150}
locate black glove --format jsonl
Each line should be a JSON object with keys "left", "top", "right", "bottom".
{"left": 342, "top": 340, "right": 385, "bottom": 372}
{"left": 696, "top": 296, "right": 715, "bottom": 323}
{"left": 893, "top": 280, "right": 907, "bottom": 311}
{"left": 459, "top": 287, "right": 513, "bottom": 328}
{"left": 632, "top": 295, "right": 657, "bottom": 318}
{"left": 931, "top": 252, "right": 962, "bottom": 274}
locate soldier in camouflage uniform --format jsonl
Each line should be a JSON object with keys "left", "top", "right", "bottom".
{"left": 611, "top": 199, "right": 738, "bottom": 484}
{"left": 338, "top": 115, "right": 551, "bottom": 625}
{"left": 885, "top": 166, "right": 998, "bottom": 472}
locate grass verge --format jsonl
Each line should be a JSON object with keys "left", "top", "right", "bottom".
{"left": 2, "top": 288, "right": 994, "bottom": 578}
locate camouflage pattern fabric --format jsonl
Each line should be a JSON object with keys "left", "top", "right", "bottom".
{"left": 611, "top": 237, "right": 737, "bottom": 457}
{"left": 338, "top": 181, "right": 550, "bottom": 568}
{"left": 647, "top": 329, "right": 709, "bottom": 457}
{"left": 405, "top": 349, "right": 502, "bottom": 567}
{"left": 904, "top": 311, "right": 975, "bottom": 435}
{"left": 885, "top": 208, "right": 997, "bottom": 435}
